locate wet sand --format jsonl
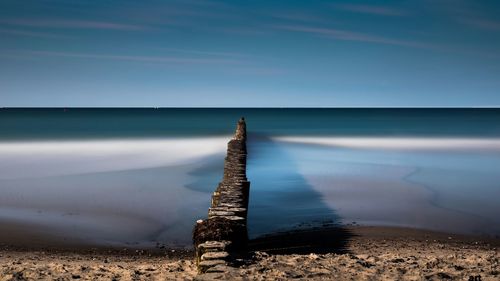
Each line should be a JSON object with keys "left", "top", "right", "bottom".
{"left": 1, "top": 226, "right": 499, "bottom": 280}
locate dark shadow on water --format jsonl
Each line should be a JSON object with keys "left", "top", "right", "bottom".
{"left": 249, "top": 226, "right": 355, "bottom": 254}
{"left": 184, "top": 153, "right": 225, "bottom": 193}
{"left": 246, "top": 133, "right": 353, "bottom": 254}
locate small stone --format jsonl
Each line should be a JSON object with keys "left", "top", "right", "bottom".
{"left": 206, "top": 264, "right": 233, "bottom": 273}
{"left": 201, "top": 251, "right": 229, "bottom": 261}
{"left": 194, "top": 272, "right": 226, "bottom": 280}
{"left": 198, "top": 259, "right": 227, "bottom": 273}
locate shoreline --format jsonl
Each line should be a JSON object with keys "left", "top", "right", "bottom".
{"left": 1, "top": 226, "right": 498, "bottom": 280}
{"left": 2, "top": 224, "right": 499, "bottom": 254}
{"left": 2, "top": 225, "right": 499, "bottom": 254}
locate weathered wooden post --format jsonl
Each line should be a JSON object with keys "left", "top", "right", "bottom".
{"left": 193, "top": 117, "right": 250, "bottom": 275}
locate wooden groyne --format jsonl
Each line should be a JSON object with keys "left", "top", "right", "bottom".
{"left": 193, "top": 117, "right": 250, "bottom": 275}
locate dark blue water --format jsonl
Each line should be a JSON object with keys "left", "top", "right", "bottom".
{"left": 2, "top": 108, "right": 500, "bottom": 140}
{"left": 1, "top": 108, "right": 499, "bottom": 247}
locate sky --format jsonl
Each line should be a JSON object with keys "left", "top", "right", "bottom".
{"left": 0, "top": 0, "right": 499, "bottom": 107}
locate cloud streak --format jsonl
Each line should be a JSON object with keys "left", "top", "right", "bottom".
{"left": 274, "top": 25, "right": 436, "bottom": 50}
{"left": 0, "top": 28, "right": 67, "bottom": 39}
{"left": 4, "top": 50, "right": 244, "bottom": 65}
{"left": 1, "top": 19, "right": 145, "bottom": 31}
{"left": 156, "top": 47, "right": 253, "bottom": 58}
{"left": 463, "top": 19, "right": 500, "bottom": 31}
{"left": 335, "top": 4, "right": 407, "bottom": 17}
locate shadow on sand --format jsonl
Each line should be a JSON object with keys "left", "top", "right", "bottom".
{"left": 246, "top": 133, "right": 354, "bottom": 254}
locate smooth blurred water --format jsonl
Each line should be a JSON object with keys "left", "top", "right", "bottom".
{"left": 1, "top": 108, "right": 499, "bottom": 247}
{"left": 2, "top": 108, "right": 500, "bottom": 140}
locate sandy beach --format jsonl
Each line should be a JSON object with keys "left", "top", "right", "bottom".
{"left": 1, "top": 226, "right": 498, "bottom": 280}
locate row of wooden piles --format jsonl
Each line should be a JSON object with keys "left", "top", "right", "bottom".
{"left": 193, "top": 117, "right": 250, "bottom": 275}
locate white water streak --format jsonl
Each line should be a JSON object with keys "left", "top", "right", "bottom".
{"left": 274, "top": 137, "right": 500, "bottom": 150}
{"left": 0, "top": 137, "right": 229, "bottom": 179}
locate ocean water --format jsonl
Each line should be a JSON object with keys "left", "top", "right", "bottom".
{"left": 1, "top": 108, "right": 499, "bottom": 247}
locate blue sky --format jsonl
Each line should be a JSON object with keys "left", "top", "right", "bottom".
{"left": 1, "top": 0, "right": 499, "bottom": 107}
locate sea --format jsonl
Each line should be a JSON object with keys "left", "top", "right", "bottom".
{"left": 1, "top": 108, "right": 499, "bottom": 248}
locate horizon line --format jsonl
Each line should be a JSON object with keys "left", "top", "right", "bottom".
{"left": 2, "top": 106, "right": 500, "bottom": 109}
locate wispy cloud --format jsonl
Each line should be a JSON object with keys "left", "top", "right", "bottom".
{"left": 274, "top": 25, "right": 435, "bottom": 49}
{"left": 1, "top": 49, "right": 286, "bottom": 75}
{"left": 463, "top": 19, "right": 500, "bottom": 31}
{"left": 155, "top": 47, "right": 253, "bottom": 58}
{"left": 1, "top": 19, "right": 145, "bottom": 31}
{"left": 0, "top": 28, "right": 67, "bottom": 39}
{"left": 4, "top": 50, "right": 243, "bottom": 65}
{"left": 214, "top": 26, "right": 272, "bottom": 36}
{"left": 269, "top": 11, "right": 331, "bottom": 24}
{"left": 104, "top": 0, "right": 238, "bottom": 28}
{"left": 335, "top": 4, "right": 407, "bottom": 17}
{"left": 431, "top": 2, "right": 500, "bottom": 32}
{"left": 275, "top": 24, "right": 500, "bottom": 59}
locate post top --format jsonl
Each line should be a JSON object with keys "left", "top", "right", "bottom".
{"left": 233, "top": 117, "right": 246, "bottom": 140}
